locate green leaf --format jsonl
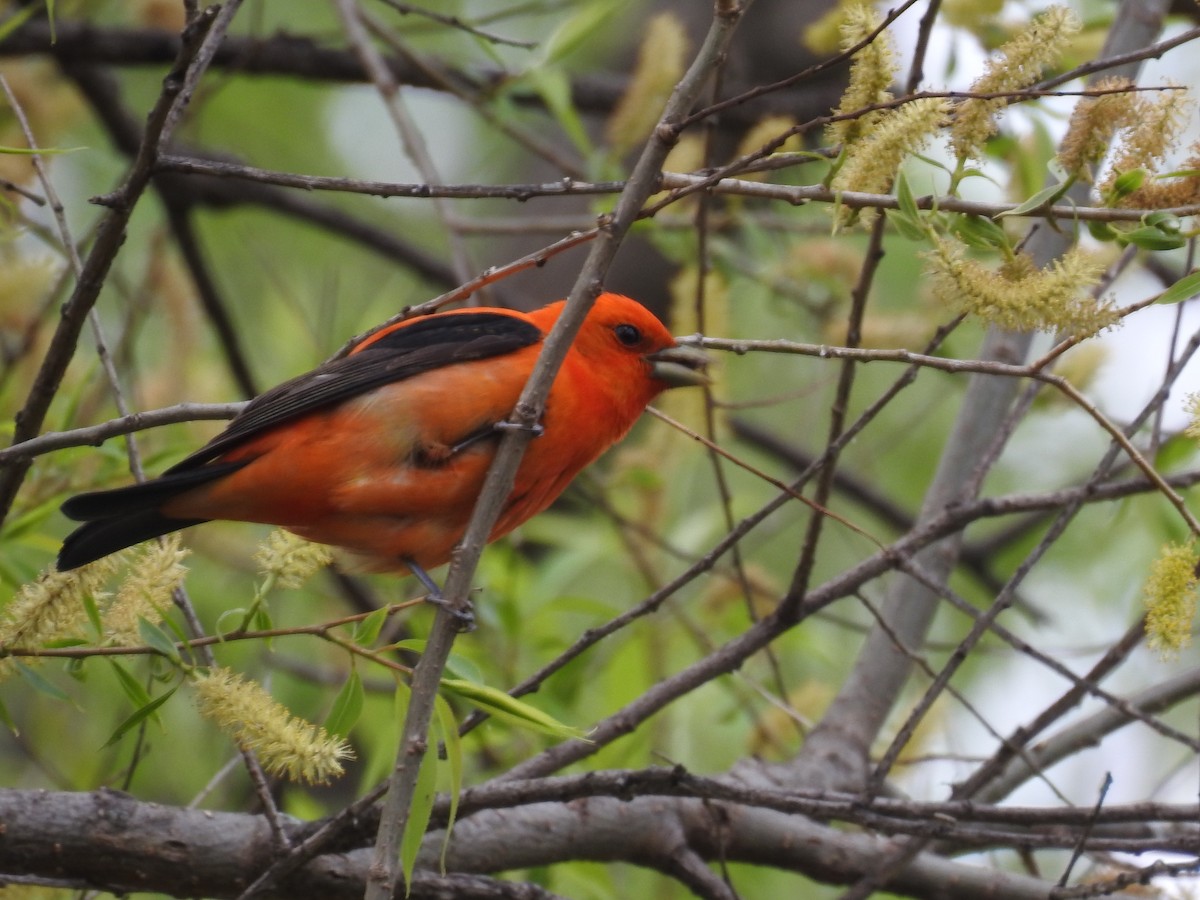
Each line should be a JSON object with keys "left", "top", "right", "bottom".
{"left": 1110, "top": 168, "right": 1146, "bottom": 198}
{"left": 3, "top": 493, "right": 68, "bottom": 541}
{"left": 1087, "top": 219, "right": 1118, "bottom": 242}
{"left": 432, "top": 693, "right": 462, "bottom": 874}
{"left": 538, "top": 0, "right": 626, "bottom": 65}
{"left": 1143, "top": 211, "right": 1182, "bottom": 232}
{"left": 81, "top": 591, "right": 103, "bottom": 638}
{"left": 1155, "top": 432, "right": 1197, "bottom": 470}
{"left": 399, "top": 727, "right": 437, "bottom": 896}
{"left": 0, "top": 4, "right": 40, "bottom": 44}
{"left": 885, "top": 208, "right": 927, "bottom": 242}
{"left": 996, "top": 180, "right": 1070, "bottom": 218}
{"left": 886, "top": 175, "right": 931, "bottom": 239}
{"left": 521, "top": 68, "right": 591, "bottom": 157}
{"left": 1157, "top": 167, "right": 1200, "bottom": 179}
{"left": 1119, "top": 226, "right": 1187, "bottom": 252}
{"left": 138, "top": 618, "right": 181, "bottom": 664}
{"left": 14, "top": 662, "right": 70, "bottom": 702}
{"left": 1156, "top": 271, "right": 1200, "bottom": 306}
{"left": 324, "top": 669, "right": 364, "bottom": 739}
{"left": 102, "top": 685, "right": 178, "bottom": 748}
{"left": 108, "top": 660, "right": 153, "bottom": 709}
{"left": 950, "top": 214, "right": 1009, "bottom": 251}
{"left": 251, "top": 605, "right": 273, "bottom": 633}
{"left": 440, "top": 678, "right": 589, "bottom": 741}
{"left": 0, "top": 145, "right": 85, "bottom": 156}
{"left": 442, "top": 652, "right": 483, "bottom": 685}
{"left": 216, "top": 607, "right": 248, "bottom": 635}
{"left": 0, "top": 695, "right": 18, "bottom": 737}
{"left": 352, "top": 606, "right": 389, "bottom": 647}
{"left": 895, "top": 171, "right": 919, "bottom": 220}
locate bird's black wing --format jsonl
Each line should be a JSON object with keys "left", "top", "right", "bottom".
{"left": 168, "top": 312, "right": 542, "bottom": 472}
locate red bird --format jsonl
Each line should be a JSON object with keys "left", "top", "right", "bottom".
{"left": 58, "top": 293, "right": 708, "bottom": 583}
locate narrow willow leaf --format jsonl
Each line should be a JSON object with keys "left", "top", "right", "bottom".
{"left": 102, "top": 685, "right": 178, "bottom": 748}
{"left": 138, "top": 618, "right": 181, "bottom": 664}
{"left": 15, "top": 662, "right": 70, "bottom": 702}
{"left": 440, "top": 678, "right": 589, "bottom": 741}
{"left": 1156, "top": 432, "right": 1196, "bottom": 470}
{"left": 0, "top": 4, "right": 39, "bottom": 44}
{"left": 108, "top": 659, "right": 153, "bottom": 709}
{"left": 442, "top": 653, "right": 483, "bottom": 685}
{"left": 1157, "top": 271, "right": 1200, "bottom": 306}
{"left": 523, "top": 68, "right": 590, "bottom": 156}
{"left": 950, "top": 214, "right": 1009, "bottom": 252}
{"left": 0, "top": 145, "right": 85, "bottom": 156}
{"left": 324, "top": 669, "right": 364, "bottom": 739}
{"left": 216, "top": 607, "right": 248, "bottom": 633}
{"left": 539, "top": 0, "right": 625, "bottom": 65}
{"left": 1120, "top": 226, "right": 1186, "bottom": 252}
{"left": 996, "top": 180, "right": 1070, "bottom": 218}
{"left": 399, "top": 735, "right": 437, "bottom": 896}
{"left": 0, "top": 696, "right": 17, "bottom": 736}
{"left": 895, "top": 171, "right": 919, "bottom": 220}
{"left": 81, "top": 590, "right": 102, "bottom": 638}
{"left": 885, "top": 209, "right": 927, "bottom": 242}
{"left": 433, "top": 693, "right": 463, "bottom": 874}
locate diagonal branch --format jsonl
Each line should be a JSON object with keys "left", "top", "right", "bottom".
{"left": 363, "top": 3, "right": 755, "bottom": 898}
{"left": 0, "top": 9, "right": 217, "bottom": 524}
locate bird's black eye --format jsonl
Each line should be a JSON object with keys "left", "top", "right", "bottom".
{"left": 614, "top": 323, "right": 642, "bottom": 347}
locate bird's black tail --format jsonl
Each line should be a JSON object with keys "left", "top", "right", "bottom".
{"left": 57, "top": 461, "right": 247, "bottom": 570}
{"left": 58, "top": 511, "right": 207, "bottom": 570}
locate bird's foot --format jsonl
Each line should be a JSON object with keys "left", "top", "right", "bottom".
{"left": 426, "top": 591, "right": 476, "bottom": 632}
{"left": 405, "top": 558, "right": 476, "bottom": 632}
{"left": 493, "top": 419, "right": 545, "bottom": 438}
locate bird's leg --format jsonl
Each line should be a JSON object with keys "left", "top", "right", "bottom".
{"left": 492, "top": 419, "right": 545, "bottom": 438}
{"left": 443, "top": 419, "right": 544, "bottom": 458}
{"left": 403, "top": 557, "right": 475, "bottom": 632}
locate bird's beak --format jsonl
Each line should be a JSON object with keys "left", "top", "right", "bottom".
{"left": 647, "top": 345, "right": 711, "bottom": 388}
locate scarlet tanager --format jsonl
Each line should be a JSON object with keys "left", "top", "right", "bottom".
{"left": 57, "top": 293, "right": 708, "bottom": 583}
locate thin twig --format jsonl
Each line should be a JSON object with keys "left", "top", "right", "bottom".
{"left": 335, "top": 0, "right": 480, "bottom": 291}
{"left": 363, "top": 3, "right": 754, "bottom": 895}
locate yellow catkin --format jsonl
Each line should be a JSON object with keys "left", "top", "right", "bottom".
{"left": 1142, "top": 542, "right": 1200, "bottom": 658}
{"left": 0, "top": 557, "right": 123, "bottom": 680}
{"left": 832, "top": 97, "right": 951, "bottom": 224}
{"left": 826, "top": 4, "right": 898, "bottom": 150}
{"left": 924, "top": 238, "right": 1112, "bottom": 336}
{"left": 103, "top": 535, "right": 189, "bottom": 645}
{"left": 1108, "top": 99, "right": 1197, "bottom": 208}
{"left": 1185, "top": 393, "right": 1200, "bottom": 442}
{"left": 950, "top": 6, "right": 1081, "bottom": 159}
{"left": 605, "top": 13, "right": 688, "bottom": 156}
{"left": 0, "top": 557, "right": 121, "bottom": 649}
{"left": 192, "top": 667, "right": 352, "bottom": 783}
{"left": 1103, "top": 87, "right": 1188, "bottom": 193}
{"left": 254, "top": 529, "right": 333, "bottom": 590}
{"left": 1056, "top": 77, "right": 1139, "bottom": 180}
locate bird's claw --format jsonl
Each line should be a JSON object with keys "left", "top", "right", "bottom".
{"left": 404, "top": 556, "right": 476, "bottom": 632}
{"left": 494, "top": 419, "right": 545, "bottom": 438}
{"left": 424, "top": 591, "right": 477, "bottom": 632}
